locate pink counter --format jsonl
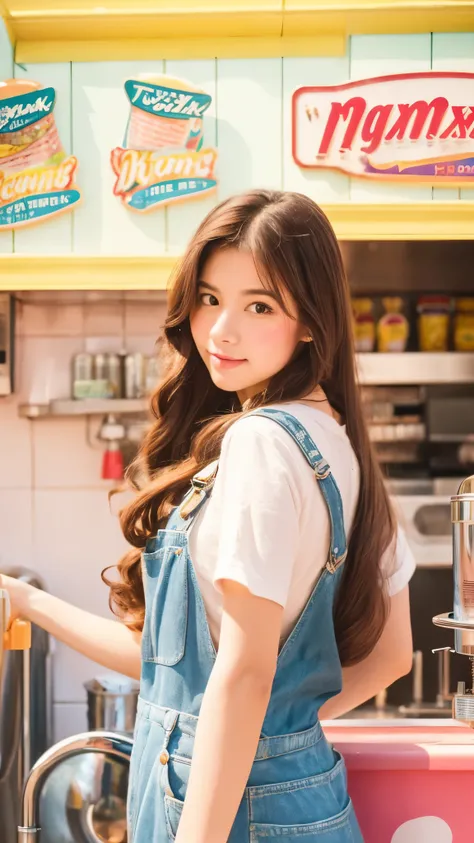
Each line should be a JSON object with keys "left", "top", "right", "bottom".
{"left": 323, "top": 719, "right": 474, "bottom": 843}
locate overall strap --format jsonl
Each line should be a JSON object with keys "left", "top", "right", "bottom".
{"left": 171, "top": 459, "right": 219, "bottom": 533}
{"left": 248, "top": 408, "right": 347, "bottom": 571}
{"left": 173, "top": 408, "right": 347, "bottom": 572}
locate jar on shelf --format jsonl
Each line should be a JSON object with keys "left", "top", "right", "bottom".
{"left": 417, "top": 295, "right": 451, "bottom": 352}
{"left": 352, "top": 298, "right": 376, "bottom": 352}
{"left": 377, "top": 297, "right": 409, "bottom": 353}
{"left": 453, "top": 298, "right": 474, "bottom": 352}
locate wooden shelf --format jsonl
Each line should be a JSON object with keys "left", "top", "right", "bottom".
{"left": 2, "top": 1, "right": 474, "bottom": 62}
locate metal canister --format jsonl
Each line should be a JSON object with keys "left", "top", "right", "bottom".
{"left": 145, "top": 355, "right": 160, "bottom": 395}
{"left": 124, "top": 353, "right": 135, "bottom": 399}
{"left": 106, "top": 352, "right": 122, "bottom": 398}
{"left": 72, "top": 352, "right": 93, "bottom": 398}
{"left": 72, "top": 352, "right": 93, "bottom": 382}
{"left": 93, "top": 352, "right": 107, "bottom": 380}
{"left": 452, "top": 475, "right": 474, "bottom": 655}
{"left": 124, "top": 353, "right": 146, "bottom": 399}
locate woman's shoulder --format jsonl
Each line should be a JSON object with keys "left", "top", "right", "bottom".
{"left": 219, "top": 404, "right": 348, "bottom": 481}
{"left": 223, "top": 403, "right": 349, "bottom": 450}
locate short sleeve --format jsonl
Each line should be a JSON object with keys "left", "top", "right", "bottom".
{"left": 381, "top": 524, "right": 416, "bottom": 596}
{"left": 212, "top": 417, "right": 301, "bottom": 608}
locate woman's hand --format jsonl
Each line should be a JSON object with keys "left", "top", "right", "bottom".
{"left": 0, "top": 573, "right": 32, "bottom": 624}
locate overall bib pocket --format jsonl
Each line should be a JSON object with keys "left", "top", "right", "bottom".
{"left": 141, "top": 545, "right": 188, "bottom": 665}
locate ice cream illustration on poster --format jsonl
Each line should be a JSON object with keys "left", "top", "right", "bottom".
{"left": 111, "top": 74, "right": 218, "bottom": 211}
{"left": 0, "top": 79, "right": 80, "bottom": 229}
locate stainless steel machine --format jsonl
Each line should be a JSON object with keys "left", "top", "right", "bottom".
{"left": 1, "top": 572, "right": 51, "bottom": 843}
{"left": 433, "top": 474, "right": 474, "bottom": 726}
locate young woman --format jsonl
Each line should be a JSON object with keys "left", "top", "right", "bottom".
{"left": 1, "top": 190, "right": 414, "bottom": 843}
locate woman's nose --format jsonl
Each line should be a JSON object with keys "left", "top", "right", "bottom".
{"left": 209, "top": 312, "right": 239, "bottom": 344}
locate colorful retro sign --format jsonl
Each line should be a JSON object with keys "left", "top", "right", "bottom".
{"left": 111, "top": 74, "right": 218, "bottom": 212}
{"left": 0, "top": 79, "right": 80, "bottom": 229}
{"left": 292, "top": 72, "right": 474, "bottom": 183}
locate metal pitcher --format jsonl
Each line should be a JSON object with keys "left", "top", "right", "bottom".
{"left": 433, "top": 474, "right": 474, "bottom": 726}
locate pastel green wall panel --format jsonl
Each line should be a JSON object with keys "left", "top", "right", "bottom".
{"left": 164, "top": 59, "right": 217, "bottom": 253}
{"left": 282, "top": 57, "right": 350, "bottom": 202}
{"left": 431, "top": 33, "right": 474, "bottom": 201}
{"left": 216, "top": 58, "right": 283, "bottom": 201}
{"left": 349, "top": 34, "right": 432, "bottom": 203}
{"left": 71, "top": 60, "right": 166, "bottom": 256}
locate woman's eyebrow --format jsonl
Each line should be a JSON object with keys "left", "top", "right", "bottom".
{"left": 197, "top": 280, "right": 278, "bottom": 300}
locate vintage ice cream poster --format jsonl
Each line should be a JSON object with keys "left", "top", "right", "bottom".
{"left": 111, "top": 74, "right": 218, "bottom": 212}
{"left": 0, "top": 79, "right": 80, "bottom": 229}
{"left": 292, "top": 72, "right": 474, "bottom": 183}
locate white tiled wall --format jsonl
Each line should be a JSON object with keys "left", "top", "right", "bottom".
{"left": 0, "top": 293, "right": 167, "bottom": 741}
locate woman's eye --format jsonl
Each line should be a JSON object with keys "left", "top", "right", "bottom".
{"left": 200, "top": 293, "right": 218, "bottom": 306}
{"left": 249, "top": 302, "right": 273, "bottom": 315}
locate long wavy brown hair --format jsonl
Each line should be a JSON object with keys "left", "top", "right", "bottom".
{"left": 103, "top": 189, "right": 394, "bottom": 666}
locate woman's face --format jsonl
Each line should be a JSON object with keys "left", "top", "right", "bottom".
{"left": 190, "top": 247, "right": 310, "bottom": 403}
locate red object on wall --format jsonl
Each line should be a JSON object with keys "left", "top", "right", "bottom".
{"left": 101, "top": 443, "right": 124, "bottom": 480}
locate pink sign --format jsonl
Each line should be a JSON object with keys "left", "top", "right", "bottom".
{"left": 292, "top": 72, "right": 474, "bottom": 184}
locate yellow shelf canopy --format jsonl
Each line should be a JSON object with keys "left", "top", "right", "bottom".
{"left": 1, "top": 203, "right": 473, "bottom": 291}
{"left": 1, "top": 1, "right": 474, "bottom": 62}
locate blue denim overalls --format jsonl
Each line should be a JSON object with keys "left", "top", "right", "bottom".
{"left": 128, "top": 408, "right": 364, "bottom": 842}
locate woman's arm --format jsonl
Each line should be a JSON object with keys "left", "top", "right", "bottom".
{"left": 319, "top": 585, "right": 413, "bottom": 720}
{"left": 0, "top": 574, "right": 141, "bottom": 680}
{"left": 174, "top": 580, "right": 282, "bottom": 843}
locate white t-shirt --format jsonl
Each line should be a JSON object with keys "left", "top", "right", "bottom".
{"left": 188, "top": 402, "right": 415, "bottom": 647}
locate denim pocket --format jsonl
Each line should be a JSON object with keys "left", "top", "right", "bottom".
{"left": 141, "top": 545, "right": 188, "bottom": 665}
{"left": 248, "top": 753, "right": 354, "bottom": 840}
{"left": 249, "top": 799, "right": 355, "bottom": 841}
{"left": 164, "top": 794, "right": 184, "bottom": 841}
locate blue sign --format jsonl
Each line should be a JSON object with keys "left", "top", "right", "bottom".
{"left": 0, "top": 189, "right": 80, "bottom": 227}
{"left": 124, "top": 79, "right": 212, "bottom": 120}
{"left": 0, "top": 87, "right": 56, "bottom": 134}
{"left": 127, "top": 178, "right": 217, "bottom": 211}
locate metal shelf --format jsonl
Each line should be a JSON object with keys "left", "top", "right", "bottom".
{"left": 357, "top": 353, "right": 474, "bottom": 386}
{"left": 18, "top": 398, "right": 148, "bottom": 419}
{"left": 16, "top": 353, "right": 474, "bottom": 419}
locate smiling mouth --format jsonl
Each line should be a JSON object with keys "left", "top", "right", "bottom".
{"left": 209, "top": 351, "right": 246, "bottom": 362}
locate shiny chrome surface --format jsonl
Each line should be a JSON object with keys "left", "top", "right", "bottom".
{"left": 1, "top": 571, "right": 51, "bottom": 843}
{"left": 19, "top": 731, "right": 133, "bottom": 842}
{"left": 432, "top": 612, "right": 474, "bottom": 631}
{"left": 432, "top": 478, "right": 474, "bottom": 727}
{"left": 84, "top": 680, "right": 138, "bottom": 734}
{"left": 452, "top": 476, "right": 474, "bottom": 636}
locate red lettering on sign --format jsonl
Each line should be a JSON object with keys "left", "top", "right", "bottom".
{"left": 318, "top": 97, "right": 366, "bottom": 155}
{"left": 439, "top": 106, "right": 474, "bottom": 140}
{"left": 360, "top": 104, "right": 394, "bottom": 154}
{"left": 385, "top": 98, "right": 448, "bottom": 142}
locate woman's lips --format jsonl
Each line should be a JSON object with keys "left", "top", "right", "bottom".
{"left": 209, "top": 352, "right": 247, "bottom": 369}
